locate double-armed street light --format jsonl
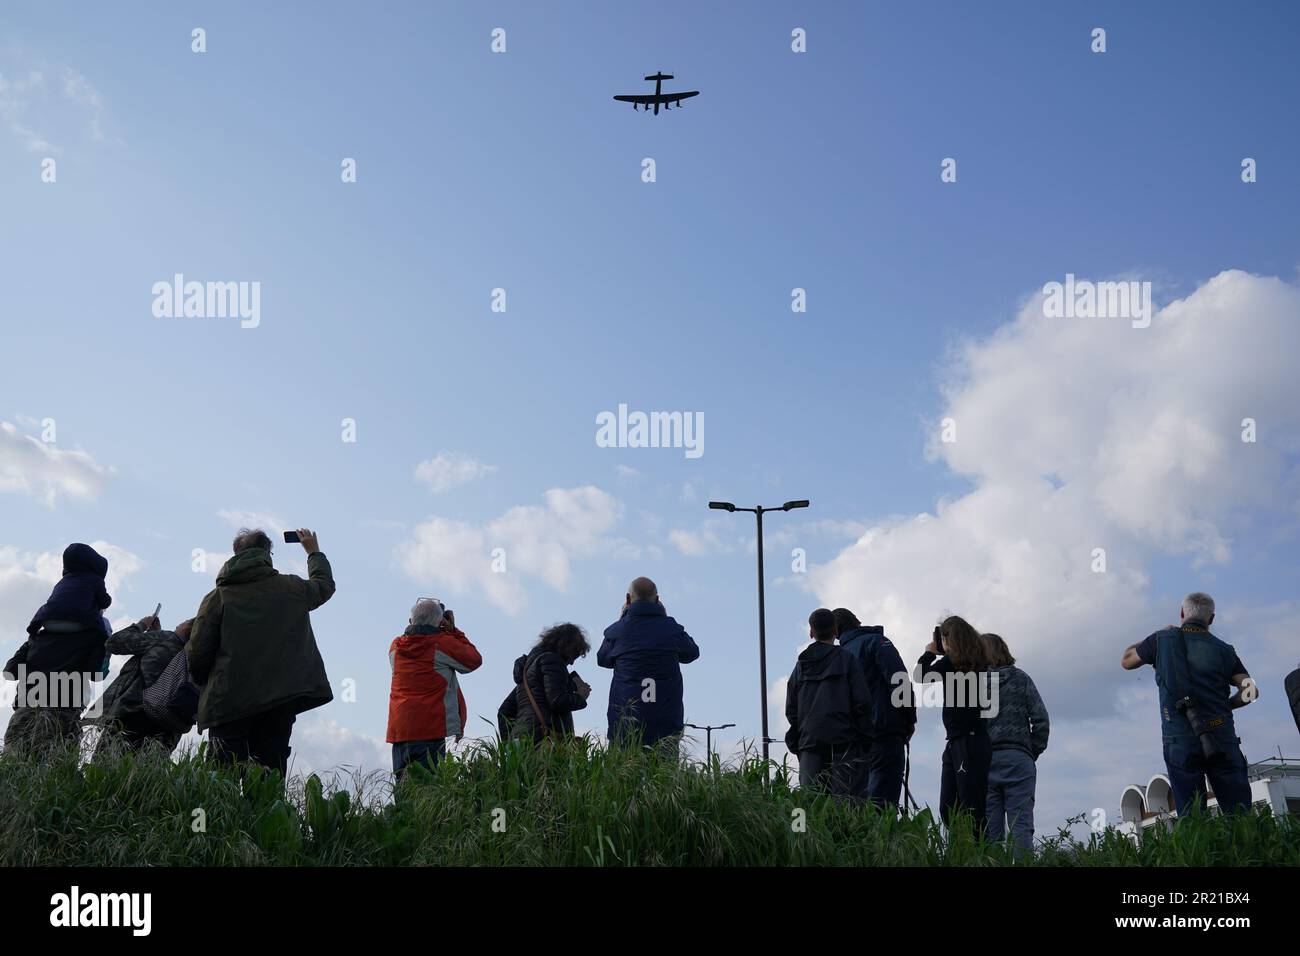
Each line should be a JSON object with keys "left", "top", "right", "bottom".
{"left": 684, "top": 722, "right": 735, "bottom": 759}
{"left": 707, "top": 499, "right": 809, "bottom": 767}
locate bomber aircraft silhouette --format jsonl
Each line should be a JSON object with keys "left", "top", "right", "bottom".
{"left": 614, "top": 72, "right": 700, "bottom": 115}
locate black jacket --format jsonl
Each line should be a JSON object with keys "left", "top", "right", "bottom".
{"left": 784, "top": 641, "right": 872, "bottom": 753}
{"left": 95, "top": 624, "right": 185, "bottom": 722}
{"left": 837, "top": 625, "right": 917, "bottom": 738}
{"left": 1286, "top": 666, "right": 1300, "bottom": 739}
{"left": 917, "top": 651, "right": 989, "bottom": 739}
{"left": 3, "top": 624, "right": 108, "bottom": 710}
{"left": 504, "top": 649, "right": 587, "bottom": 742}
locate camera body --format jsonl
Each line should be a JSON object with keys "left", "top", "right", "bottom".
{"left": 1175, "top": 695, "right": 1226, "bottom": 762}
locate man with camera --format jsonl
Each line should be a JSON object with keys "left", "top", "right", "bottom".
{"left": 598, "top": 576, "right": 699, "bottom": 753}
{"left": 1122, "top": 592, "right": 1257, "bottom": 816}
{"left": 188, "top": 527, "right": 335, "bottom": 777}
{"left": 387, "top": 598, "right": 482, "bottom": 778}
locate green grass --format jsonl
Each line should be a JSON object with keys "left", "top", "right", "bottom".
{"left": 1, "top": 736, "right": 1295, "bottom": 866}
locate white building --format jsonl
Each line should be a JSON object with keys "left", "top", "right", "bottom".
{"left": 1117, "top": 757, "right": 1300, "bottom": 840}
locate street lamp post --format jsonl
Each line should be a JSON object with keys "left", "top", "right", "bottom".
{"left": 708, "top": 499, "right": 809, "bottom": 768}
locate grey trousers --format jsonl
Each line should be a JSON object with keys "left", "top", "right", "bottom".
{"left": 986, "top": 748, "right": 1037, "bottom": 853}
{"left": 798, "top": 740, "right": 869, "bottom": 798}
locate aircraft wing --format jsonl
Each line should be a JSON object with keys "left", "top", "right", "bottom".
{"left": 613, "top": 91, "right": 700, "bottom": 105}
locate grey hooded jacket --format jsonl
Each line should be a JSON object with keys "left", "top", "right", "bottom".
{"left": 985, "top": 664, "right": 1050, "bottom": 759}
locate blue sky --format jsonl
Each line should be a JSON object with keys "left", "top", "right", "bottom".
{"left": 3, "top": 1, "right": 1299, "bottom": 835}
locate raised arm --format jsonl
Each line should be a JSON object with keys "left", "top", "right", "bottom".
{"left": 105, "top": 619, "right": 170, "bottom": 657}
{"left": 916, "top": 649, "right": 945, "bottom": 682}
{"left": 596, "top": 628, "right": 618, "bottom": 669}
{"left": 676, "top": 623, "right": 700, "bottom": 664}
{"left": 1124, "top": 633, "right": 1158, "bottom": 671}
{"left": 301, "top": 551, "right": 336, "bottom": 610}
{"left": 436, "top": 629, "right": 483, "bottom": 674}
{"left": 1229, "top": 657, "right": 1257, "bottom": 708}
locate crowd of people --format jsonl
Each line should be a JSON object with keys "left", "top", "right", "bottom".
{"left": 785, "top": 610, "right": 1050, "bottom": 849}
{"left": 3, "top": 530, "right": 1298, "bottom": 852}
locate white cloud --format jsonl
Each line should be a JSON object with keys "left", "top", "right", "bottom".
{"left": 0, "top": 58, "right": 110, "bottom": 153}
{"left": 669, "top": 524, "right": 734, "bottom": 556}
{"left": 216, "top": 509, "right": 287, "bottom": 535}
{"left": 0, "top": 421, "right": 112, "bottom": 507}
{"left": 396, "top": 486, "right": 624, "bottom": 614}
{"left": 286, "top": 714, "right": 390, "bottom": 777}
{"left": 414, "top": 451, "right": 497, "bottom": 493}
{"left": 804, "top": 270, "right": 1300, "bottom": 822}
{"left": 195, "top": 549, "right": 233, "bottom": 577}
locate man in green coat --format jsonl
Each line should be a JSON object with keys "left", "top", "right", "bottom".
{"left": 187, "top": 527, "right": 335, "bottom": 776}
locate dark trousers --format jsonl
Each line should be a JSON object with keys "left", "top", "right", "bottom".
{"left": 939, "top": 731, "right": 992, "bottom": 836}
{"left": 208, "top": 703, "right": 298, "bottom": 777}
{"left": 860, "top": 734, "right": 907, "bottom": 810}
{"left": 1163, "top": 733, "right": 1253, "bottom": 816}
{"left": 95, "top": 710, "right": 179, "bottom": 757}
{"left": 3, "top": 706, "right": 81, "bottom": 755}
{"left": 392, "top": 738, "right": 446, "bottom": 779}
{"left": 798, "top": 740, "right": 868, "bottom": 797}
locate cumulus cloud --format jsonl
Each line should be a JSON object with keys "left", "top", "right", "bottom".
{"left": 286, "top": 715, "right": 390, "bottom": 777}
{"left": 802, "top": 270, "right": 1300, "bottom": 824}
{"left": 0, "top": 58, "right": 110, "bottom": 153}
{"left": 396, "top": 486, "right": 624, "bottom": 614}
{"left": 216, "top": 509, "right": 287, "bottom": 536}
{"left": 0, "top": 421, "right": 112, "bottom": 506}
{"left": 669, "top": 523, "right": 734, "bottom": 556}
{"left": 413, "top": 452, "right": 497, "bottom": 493}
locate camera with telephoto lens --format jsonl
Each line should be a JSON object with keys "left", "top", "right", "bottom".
{"left": 1174, "top": 695, "right": 1225, "bottom": 762}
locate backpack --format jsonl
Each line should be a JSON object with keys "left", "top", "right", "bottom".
{"left": 142, "top": 647, "right": 201, "bottom": 734}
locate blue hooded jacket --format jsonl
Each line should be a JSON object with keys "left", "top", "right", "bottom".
{"left": 27, "top": 543, "right": 112, "bottom": 636}
{"left": 598, "top": 600, "right": 699, "bottom": 745}
{"left": 836, "top": 625, "right": 917, "bottom": 738}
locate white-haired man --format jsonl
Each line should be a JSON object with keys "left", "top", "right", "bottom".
{"left": 1122, "top": 592, "right": 1257, "bottom": 816}
{"left": 387, "top": 598, "right": 482, "bottom": 779}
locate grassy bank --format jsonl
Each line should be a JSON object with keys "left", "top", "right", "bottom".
{"left": 1, "top": 737, "right": 1295, "bottom": 866}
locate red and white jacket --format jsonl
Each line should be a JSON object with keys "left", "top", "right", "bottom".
{"left": 387, "top": 625, "right": 482, "bottom": 743}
